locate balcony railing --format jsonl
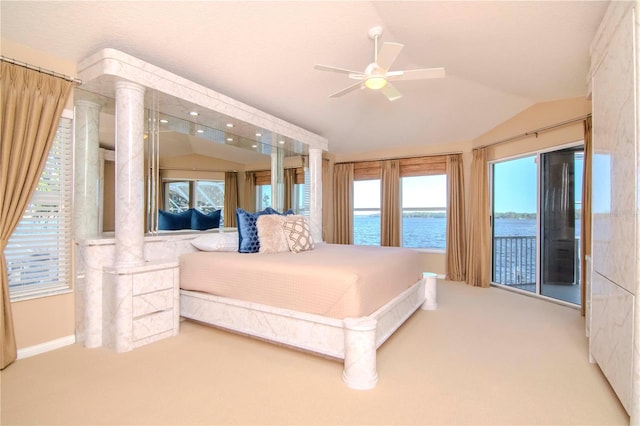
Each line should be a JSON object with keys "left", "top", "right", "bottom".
{"left": 492, "top": 236, "right": 581, "bottom": 288}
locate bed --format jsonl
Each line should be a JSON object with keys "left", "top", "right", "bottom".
{"left": 179, "top": 242, "right": 437, "bottom": 389}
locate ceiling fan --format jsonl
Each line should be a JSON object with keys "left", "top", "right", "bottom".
{"left": 314, "top": 26, "right": 445, "bottom": 101}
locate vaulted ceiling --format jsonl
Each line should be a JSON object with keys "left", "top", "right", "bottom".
{"left": 1, "top": 1, "right": 607, "bottom": 158}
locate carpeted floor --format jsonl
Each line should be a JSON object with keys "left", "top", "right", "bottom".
{"left": 0, "top": 280, "right": 630, "bottom": 425}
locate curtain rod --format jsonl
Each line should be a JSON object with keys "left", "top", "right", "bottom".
{"left": 159, "top": 167, "right": 234, "bottom": 173}
{"left": 478, "top": 113, "right": 591, "bottom": 149}
{"left": 335, "top": 151, "right": 464, "bottom": 165}
{"left": 0, "top": 56, "right": 83, "bottom": 85}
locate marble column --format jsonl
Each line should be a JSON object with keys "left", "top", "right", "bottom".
{"left": 74, "top": 100, "right": 101, "bottom": 239}
{"left": 73, "top": 99, "right": 101, "bottom": 348}
{"left": 114, "top": 81, "right": 146, "bottom": 267}
{"left": 309, "top": 148, "right": 323, "bottom": 242}
{"left": 271, "top": 149, "right": 284, "bottom": 212}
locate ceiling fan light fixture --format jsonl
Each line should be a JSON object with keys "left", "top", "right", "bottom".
{"left": 365, "top": 75, "right": 387, "bottom": 90}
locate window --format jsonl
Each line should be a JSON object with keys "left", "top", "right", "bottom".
{"left": 194, "top": 181, "right": 224, "bottom": 215}
{"left": 5, "top": 117, "right": 73, "bottom": 300}
{"left": 401, "top": 175, "right": 447, "bottom": 250}
{"left": 256, "top": 184, "right": 272, "bottom": 211}
{"left": 351, "top": 175, "right": 446, "bottom": 248}
{"left": 165, "top": 181, "right": 190, "bottom": 213}
{"left": 164, "top": 179, "right": 225, "bottom": 220}
{"left": 353, "top": 179, "right": 381, "bottom": 245}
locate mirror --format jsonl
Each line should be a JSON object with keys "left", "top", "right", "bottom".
{"left": 74, "top": 88, "right": 308, "bottom": 236}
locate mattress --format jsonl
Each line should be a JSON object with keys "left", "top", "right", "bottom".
{"left": 179, "top": 243, "right": 424, "bottom": 319}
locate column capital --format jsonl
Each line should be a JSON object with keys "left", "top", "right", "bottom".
{"left": 114, "top": 80, "right": 146, "bottom": 95}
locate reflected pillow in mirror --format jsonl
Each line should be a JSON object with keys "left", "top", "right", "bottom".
{"left": 191, "top": 209, "right": 221, "bottom": 231}
{"left": 191, "top": 232, "right": 238, "bottom": 252}
{"left": 158, "top": 209, "right": 193, "bottom": 231}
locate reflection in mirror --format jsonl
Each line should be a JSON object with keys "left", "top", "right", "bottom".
{"left": 73, "top": 88, "right": 308, "bottom": 237}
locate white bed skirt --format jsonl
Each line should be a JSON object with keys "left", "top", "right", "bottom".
{"left": 180, "top": 273, "right": 437, "bottom": 389}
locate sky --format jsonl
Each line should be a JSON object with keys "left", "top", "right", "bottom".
{"left": 493, "top": 153, "right": 583, "bottom": 214}
{"left": 354, "top": 175, "right": 446, "bottom": 211}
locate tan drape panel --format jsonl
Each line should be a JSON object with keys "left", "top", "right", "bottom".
{"left": 446, "top": 154, "right": 467, "bottom": 281}
{"left": 223, "top": 172, "right": 238, "bottom": 227}
{"left": 243, "top": 171, "right": 256, "bottom": 212}
{"left": 283, "top": 168, "right": 296, "bottom": 211}
{"left": 465, "top": 148, "right": 491, "bottom": 288}
{"left": 322, "top": 158, "right": 333, "bottom": 243}
{"left": 580, "top": 117, "right": 592, "bottom": 316}
{"left": 0, "top": 62, "right": 72, "bottom": 369}
{"left": 380, "top": 159, "right": 400, "bottom": 246}
{"left": 333, "top": 163, "right": 354, "bottom": 244}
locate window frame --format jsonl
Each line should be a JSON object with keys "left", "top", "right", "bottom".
{"left": 163, "top": 179, "right": 225, "bottom": 216}
{"left": 6, "top": 112, "right": 74, "bottom": 301}
{"left": 400, "top": 174, "right": 447, "bottom": 251}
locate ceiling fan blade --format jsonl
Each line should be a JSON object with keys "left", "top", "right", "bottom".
{"left": 380, "top": 83, "right": 402, "bottom": 101}
{"left": 314, "top": 64, "right": 363, "bottom": 75}
{"left": 376, "top": 42, "right": 403, "bottom": 71}
{"left": 329, "top": 81, "right": 362, "bottom": 98}
{"left": 387, "top": 67, "right": 446, "bottom": 81}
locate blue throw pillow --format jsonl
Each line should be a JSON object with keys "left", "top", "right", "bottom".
{"left": 158, "top": 209, "right": 193, "bottom": 231}
{"left": 236, "top": 208, "right": 273, "bottom": 253}
{"left": 264, "top": 207, "right": 295, "bottom": 215}
{"left": 191, "top": 209, "right": 221, "bottom": 231}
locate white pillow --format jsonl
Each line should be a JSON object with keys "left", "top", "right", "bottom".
{"left": 191, "top": 232, "right": 238, "bottom": 252}
{"left": 282, "top": 216, "right": 314, "bottom": 253}
{"left": 257, "top": 215, "right": 290, "bottom": 253}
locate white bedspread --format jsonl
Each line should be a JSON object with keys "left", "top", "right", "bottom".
{"left": 179, "top": 243, "right": 423, "bottom": 319}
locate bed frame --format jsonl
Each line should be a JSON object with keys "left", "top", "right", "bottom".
{"left": 180, "top": 272, "right": 437, "bottom": 389}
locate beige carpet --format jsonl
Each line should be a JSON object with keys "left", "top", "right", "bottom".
{"left": 0, "top": 280, "right": 630, "bottom": 425}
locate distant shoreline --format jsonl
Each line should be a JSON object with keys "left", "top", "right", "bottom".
{"left": 355, "top": 211, "right": 580, "bottom": 220}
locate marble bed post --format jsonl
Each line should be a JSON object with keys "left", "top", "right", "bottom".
{"left": 342, "top": 317, "right": 379, "bottom": 390}
{"left": 309, "top": 148, "right": 323, "bottom": 242}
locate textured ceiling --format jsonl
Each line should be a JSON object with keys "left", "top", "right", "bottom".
{"left": 1, "top": 1, "right": 607, "bottom": 159}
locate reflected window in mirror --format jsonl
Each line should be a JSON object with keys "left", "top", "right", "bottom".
{"left": 257, "top": 184, "right": 272, "bottom": 211}
{"left": 164, "top": 179, "right": 225, "bottom": 223}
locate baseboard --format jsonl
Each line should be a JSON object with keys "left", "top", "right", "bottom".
{"left": 17, "top": 335, "right": 76, "bottom": 360}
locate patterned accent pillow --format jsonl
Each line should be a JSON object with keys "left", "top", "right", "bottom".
{"left": 282, "top": 216, "right": 315, "bottom": 253}
{"left": 236, "top": 208, "right": 273, "bottom": 253}
{"left": 256, "top": 215, "right": 290, "bottom": 253}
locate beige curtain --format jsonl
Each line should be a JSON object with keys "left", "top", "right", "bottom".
{"left": 1, "top": 62, "right": 73, "bottom": 369}
{"left": 381, "top": 159, "right": 400, "bottom": 246}
{"left": 333, "top": 163, "right": 354, "bottom": 244}
{"left": 322, "top": 158, "right": 333, "bottom": 243}
{"left": 465, "top": 147, "right": 491, "bottom": 288}
{"left": 223, "top": 172, "right": 238, "bottom": 227}
{"left": 580, "top": 117, "right": 592, "bottom": 316}
{"left": 283, "top": 168, "right": 296, "bottom": 211}
{"left": 243, "top": 171, "right": 256, "bottom": 212}
{"left": 446, "top": 154, "right": 467, "bottom": 281}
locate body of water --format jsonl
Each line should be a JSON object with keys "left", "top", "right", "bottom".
{"left": 354, "top": 216, "right": 580, "bottom": 249}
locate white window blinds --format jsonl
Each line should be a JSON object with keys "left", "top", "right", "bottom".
{"left": 5, "top": 117, "right": 73, "bottom": 301}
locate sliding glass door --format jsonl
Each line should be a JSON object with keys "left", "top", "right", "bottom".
{"left": 491, "top": 146, "right": 583, "bottom": 306}
{"left": 540, "top": 148, "right": 582, "bottom": 304}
